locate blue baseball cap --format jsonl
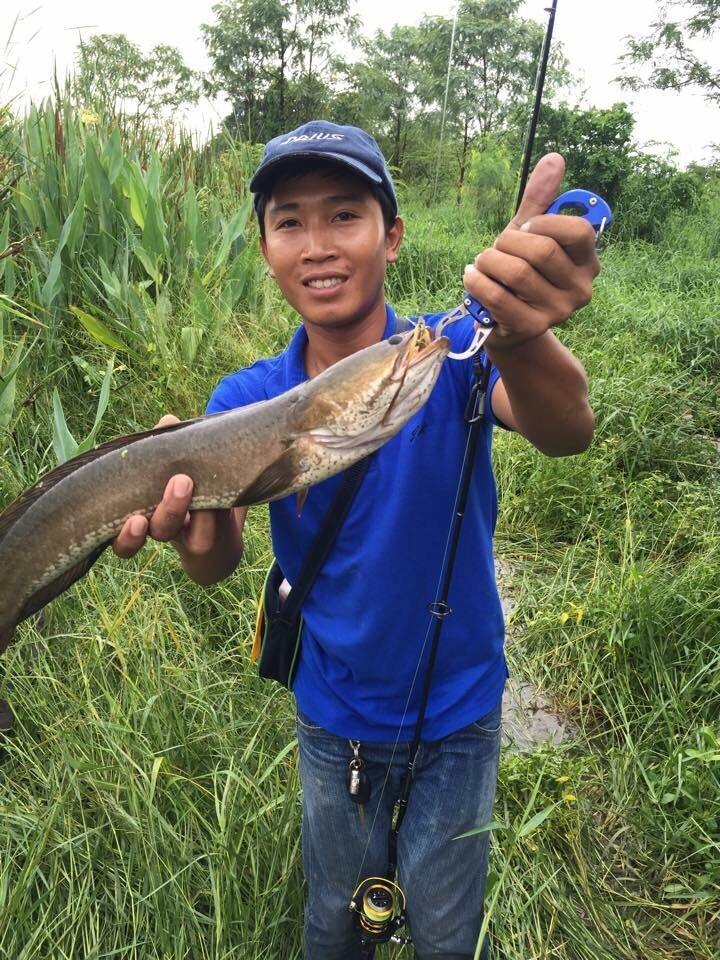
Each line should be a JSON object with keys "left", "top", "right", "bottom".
{"left": 250, "top": 120, "right": 398, "bottom": 217}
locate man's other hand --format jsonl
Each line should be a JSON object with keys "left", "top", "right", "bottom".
{"left": 112, "top": 414, "right": 218, "bottom": 560}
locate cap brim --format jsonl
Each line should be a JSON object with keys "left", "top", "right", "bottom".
{"left": 250, "top": 151, "right": 383, "bottom": 194}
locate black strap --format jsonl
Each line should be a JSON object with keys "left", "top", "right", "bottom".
{"left": 280, "top": 457, "right": 371, "bottom": 621}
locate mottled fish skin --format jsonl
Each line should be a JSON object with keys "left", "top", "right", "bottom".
{"left": 0, "top": 326, "right": 450, "bottom": 651}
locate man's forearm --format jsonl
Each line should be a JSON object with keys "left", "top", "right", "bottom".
{"left": 487, "top": 331, "right": 594, "bottom": 456}
{"left": 176, "top": 508, "right": 245, "bottom": 586}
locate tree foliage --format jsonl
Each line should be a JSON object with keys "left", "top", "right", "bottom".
{"left": 336, "top": 25, "right": 425, "bottom": 170}
{"left": 618, "top": 0, "right": 720, "bottom": 105}
{"left": 533, "top": 102, "right": 636, "bottom": 206}
{"left": 417, "top": 0, "right": 570, "bottom": 201}
{"left": 63, "top": 0, "right": 709, "bottom": 231}
{"left": 202, "top": 0, "right": 357, "bottom": 141}
{"left": 73, "top": 34, "right": 200, "bottom": 122}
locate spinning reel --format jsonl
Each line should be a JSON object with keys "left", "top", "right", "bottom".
{"left": 349, "top": 877, "right": 410, "bottom": 945}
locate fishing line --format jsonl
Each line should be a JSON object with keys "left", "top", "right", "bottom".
{"left": 432, "top": 4, "right": 459, "bottom": 205}
{"left": 350, "top": 374, "right": 478, "bottom": 893}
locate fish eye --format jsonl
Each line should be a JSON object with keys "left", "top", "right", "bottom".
{"left": 388, "top": 335, "right": 403, "bottom": 345}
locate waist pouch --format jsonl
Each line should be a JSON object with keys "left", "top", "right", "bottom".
{"left": 252, "top": 559, "right": 302, "bottom": 688}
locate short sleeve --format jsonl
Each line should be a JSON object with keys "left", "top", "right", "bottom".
{"left": 205, "top": 369, "right": 266, "bottom": 414}
{"left": 485, "top": 366, "right": 512, "bottom": 430}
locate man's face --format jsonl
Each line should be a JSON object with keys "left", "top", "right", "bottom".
{"left": 260, "top": 167, "right": 403, "bottom": 331}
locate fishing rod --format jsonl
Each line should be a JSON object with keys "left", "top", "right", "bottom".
{"left": 349, "top": 0, "right": 613, "bottom": 950}
{"left": 516, "top": 0, "right": 558, "bottom": 213}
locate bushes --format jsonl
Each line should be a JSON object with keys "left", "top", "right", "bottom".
{"left": 464, "top": 140, "right": 517, "bottom": 232}
{"left": 615, "top": 154, "right": 703, "bottom": 242}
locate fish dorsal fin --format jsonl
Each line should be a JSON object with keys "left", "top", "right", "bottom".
{"left": 0, "top": 416, "right": 205, "bottom": 548}
{"left": 16, "top": 541, "right": 110, "bottom": 627}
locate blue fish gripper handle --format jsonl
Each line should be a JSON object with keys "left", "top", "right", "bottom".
{"left": 545, "top": 188, "right": 613, "bottom": 232}
{"left": 463, "top": 187, "right": 614, "bottom": 328}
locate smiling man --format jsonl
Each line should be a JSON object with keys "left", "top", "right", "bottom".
{"left": 114, "top": 120, "right": 599, "bottom": 959}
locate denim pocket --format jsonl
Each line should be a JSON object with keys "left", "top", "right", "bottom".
{"left": 469, "top": 698, "right": 503, "bottom": 737}
{"left": 295, "top": 709, "right": 326, "bottom": 735}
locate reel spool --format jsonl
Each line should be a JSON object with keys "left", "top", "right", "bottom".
{"left": 348, "top": 878, "right": 408, "bottom": 944}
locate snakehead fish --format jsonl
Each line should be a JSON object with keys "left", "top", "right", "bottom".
{"left": 0, "top": 323, "right": 449, "bottom": 652}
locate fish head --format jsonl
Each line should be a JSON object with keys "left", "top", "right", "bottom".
{"left": 291, "top": 322, "right": 450, "bottom": 448}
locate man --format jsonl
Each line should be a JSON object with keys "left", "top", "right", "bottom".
{"left": 114, "top": 121, "right": 599, "bottom": 959}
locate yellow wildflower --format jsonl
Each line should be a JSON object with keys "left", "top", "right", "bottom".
{"left": 81, "top": 110, "right": 99, "bottom": 125}
{"left": 560, "top": 604, "right": 583, "bottom": 625}
{"left": 563, "top": 793, "right": 577, "bottom": 803}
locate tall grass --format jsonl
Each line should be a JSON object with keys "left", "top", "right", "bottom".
{"left": 0, "top": 100, "right": 718, "bottom": 958}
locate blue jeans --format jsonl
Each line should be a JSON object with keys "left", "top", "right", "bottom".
{"left": 296, "top": 698, "right": 502, "bottom": 960}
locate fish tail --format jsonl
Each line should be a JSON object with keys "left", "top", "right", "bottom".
{"left": 0, "top": 626, "right": 15, "bottom": 740}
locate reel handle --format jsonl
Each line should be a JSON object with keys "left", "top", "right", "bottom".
{"left": 461, "top": 188, "right": 614, "bottom": 330}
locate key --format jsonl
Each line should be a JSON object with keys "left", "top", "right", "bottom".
{"left": 347, "top": 741, "right": 371, "bottom": 830}
{"left": 347, "top": 758, "right": 371, "bottom": 804}
{"left": 348, "top": 758, "right": 370, "bottom": 830}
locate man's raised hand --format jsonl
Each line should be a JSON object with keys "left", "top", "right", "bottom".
{"left": 463, "top": 152, "right": 600, "bottom": 350}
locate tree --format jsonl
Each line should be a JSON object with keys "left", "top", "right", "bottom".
{"left": 416, "top": 0, "right": 570, "bottom": 202}
{"left": 532, "top": 101, "right": 702, "bottom": 241}
{"left": 203, "top": 0, "right": 294, "bottom": 141}
{"left": 73, "top": 34, "right": 199, "bottom": 122}
{"left": 291, "top": 0, "right": 361, "bottom": 120}
{"left": 618, "top": 0, "right": 720, "bottom": 106}
{"left": 202, "top": 0, "right": 356, "bottom": 142}
{"left": 296, "top": 0, "right": 359, "bottom": 86}
{"left": 336, "top": 25, "right": 426, "bottom": 170}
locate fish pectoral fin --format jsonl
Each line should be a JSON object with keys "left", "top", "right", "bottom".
{"left": 16, "top": 541, "right": 110, "bottom": 628}
{"left": 235, "top": 448, "right": 302, "bottom": 507}
{"left": 295, "top": 488, "right": 309, "bottom": 517}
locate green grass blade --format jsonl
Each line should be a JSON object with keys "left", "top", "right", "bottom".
{"left": 69, "top": 305, "right": 129, "bottom": 352}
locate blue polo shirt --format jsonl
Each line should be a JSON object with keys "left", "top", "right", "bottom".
{"left": 206, "top": 304, "right": 507, "bottom": 742}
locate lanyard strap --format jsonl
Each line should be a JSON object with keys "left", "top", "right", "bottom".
{"left": 281, "top": 312, "right": 412, "bottom": 622}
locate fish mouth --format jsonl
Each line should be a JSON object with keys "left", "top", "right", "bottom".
{"left": 391, "top": 322, "right": 446, "bottom": 380}
{"left": 379, "top": 321, "right": 449, "bottom": 425}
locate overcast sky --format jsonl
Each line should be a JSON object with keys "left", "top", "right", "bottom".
{"left": 1, "top": 0, "right": 718, "bottom": 167}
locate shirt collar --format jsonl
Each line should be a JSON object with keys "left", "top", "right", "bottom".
{"left": 267, "top": 303, "right": 398, "bottom": 396}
